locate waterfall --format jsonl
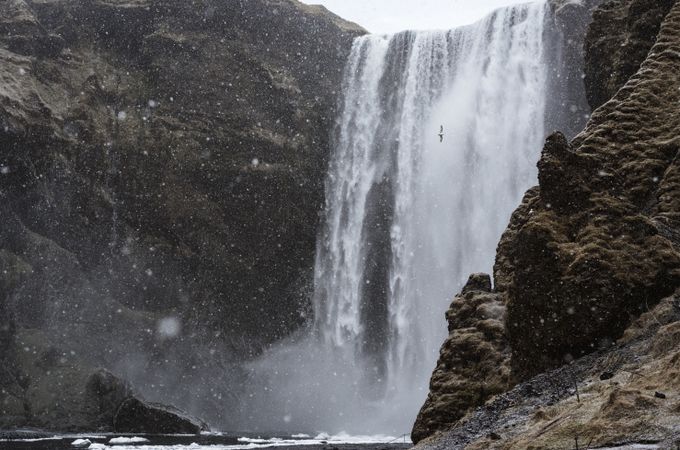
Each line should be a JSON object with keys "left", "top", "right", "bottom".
{"left": 241, "top": 1, "right": 549, "bottom": 435}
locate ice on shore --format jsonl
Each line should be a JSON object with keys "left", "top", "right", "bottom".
{"left": 109, "top": 436, "right": 151, "bottom": 444}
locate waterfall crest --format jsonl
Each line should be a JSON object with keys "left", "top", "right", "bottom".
{"left": 241, "top": 1, "right": 550, "bottom": 435}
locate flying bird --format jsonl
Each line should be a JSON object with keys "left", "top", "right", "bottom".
{"left": 438, "top": 125, "right": 444, "bottom": 143}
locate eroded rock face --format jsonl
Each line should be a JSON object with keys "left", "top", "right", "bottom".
{"left": 0, "top": 0, "right": 362, "bottom": 353}
{"left": 506, "top": 0, "right": 680, "bottom": 379}
{"left": 584, "top": 0, "right": 675, "bottom": 110}
{"left": 411, "top": 274, "right": 511, "bottom": 443}
{"left": 414, "top": 293, "right": 680, "bottom": 449}
{"left": 0, "top": 0, "right": 362, "bottom": 431}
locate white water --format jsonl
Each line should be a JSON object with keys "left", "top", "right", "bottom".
{"left": 240, "top": 1, "right": 549, "bottom": 435}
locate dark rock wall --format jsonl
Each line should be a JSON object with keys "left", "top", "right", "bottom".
{"left": 584, "top": 0, "right": 675, "bottom": 110}
{"left": 506, "top": 0, "right": 680, "bottom": 380}
{"left": 0, "top": 0, "right": 362, "bottom": 430}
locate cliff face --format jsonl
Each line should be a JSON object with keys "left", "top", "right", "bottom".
{"left": 0, "top": 0, "right": 362, "bottom": 431}
{"left": 505, "top": 0, "right": 680, "bottom": 380}
{"left": 584, "top": 0, "right": 675, "bottom": 110}
{"left": 414, "top": 0, "right": 680, "bottom": 445}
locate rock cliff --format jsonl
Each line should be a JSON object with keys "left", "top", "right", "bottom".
{"left": 0, "top": 0, "right": 362, "bottom": 431}
{"left": 584, "top": 0, "right": 675, "bottom": 110}
{"left": 414, "top": 0, "right": 680, "bottom": 446}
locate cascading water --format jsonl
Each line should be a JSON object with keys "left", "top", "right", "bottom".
{"left": 240, "top": 1, "right": 549, "bottom": 435}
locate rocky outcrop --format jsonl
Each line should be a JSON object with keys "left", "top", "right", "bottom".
{"left": 414, "top": 293, "right": 680, "bottom": 449}
{"left": 415, "top": 0, "right": 680, "bottom": 445}
{"left": 412, "top": 274, "right": 510, "bottom": 443}
{"left": 584, "top": 0, "right": 675, "bottom": 110}
{"left": 0, "top": 333, "right": 206, "bottom": 433}
{"left": 505, "top": 0, "right": 680, "bottom": 379}
{"left": 0, "top": 0, "right": 362, "bottom": 431}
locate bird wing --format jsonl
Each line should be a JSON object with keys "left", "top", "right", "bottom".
{"left": 440, "top": 125, "right": 443, "bottom": 133}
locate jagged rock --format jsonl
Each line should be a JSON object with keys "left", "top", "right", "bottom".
{"left": 536, "top": 131, "right": 597, "bottom": 213}
{"left": 412, "top": 274, "right": 510, "bottom": 444}
{"left": 114, "top": 397, "right": 208, "bottom": 434}
{"left": 460, "top": 273, "right": 492, "bottom": 294}
{"left": 505, "top": 0, "right": 680, "bottom": 380}
{"left": 413, "top": 293, "right": 680, "bottom": 449}
{"left": 584, "top": 0, "right": 675, "bottom": 110}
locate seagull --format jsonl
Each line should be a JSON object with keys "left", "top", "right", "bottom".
{"left": 438, "top": 125, "right": 444, "bottom": 143}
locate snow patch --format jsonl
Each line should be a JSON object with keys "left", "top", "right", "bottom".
{"left": 109, "top": 436, "right": 151, "bottom": 444}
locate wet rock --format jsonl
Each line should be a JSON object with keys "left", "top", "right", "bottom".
{"left": 114, "top": 397, "right": 208, "bottom": 434}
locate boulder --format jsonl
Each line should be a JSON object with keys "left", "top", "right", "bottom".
{"left": 114, "top": 397, "right": 208, "bottom": 434}
{"left": 84, "top": 369, "right": 134, "bottom": 429}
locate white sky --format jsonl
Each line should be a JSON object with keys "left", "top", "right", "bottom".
{"left": 300, "top": 0, "right": 536, "bottom": 34}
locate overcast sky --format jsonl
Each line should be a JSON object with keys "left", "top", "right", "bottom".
{"left": 300, "top": 0, "right": 536, "bottom": 34}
